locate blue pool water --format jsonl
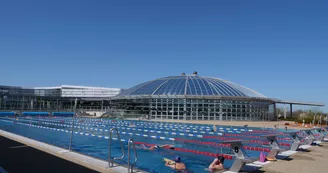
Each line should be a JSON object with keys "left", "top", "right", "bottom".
{"left": 0, "top": 117, "right": 299, "bottom": 173}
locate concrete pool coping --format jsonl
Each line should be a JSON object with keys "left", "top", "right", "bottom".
{"left": 0, "top": 130, "right": 146, "bottom": 173}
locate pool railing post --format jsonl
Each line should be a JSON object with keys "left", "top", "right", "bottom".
{"left": 128, "top": 138, "right": 138, "bottom": 173}
{"left": 68, "top": 98, "right": 77, "bottom": 151}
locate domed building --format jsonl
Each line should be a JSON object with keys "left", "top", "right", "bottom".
{"left": 110, "top": 72, "right": 278, "bottom": 121}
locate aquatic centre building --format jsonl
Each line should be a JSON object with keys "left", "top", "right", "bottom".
{"left": 110, "top": 72, "right": 324, "bottom": 121}
{"left": 0, "top": 72, "right": 324, "bottom": 120}
{"left": 111, "top": 72, "right": 273, "bottom": 121}
{"left": 0, "top": 85, "right": 120, "bottom": 112}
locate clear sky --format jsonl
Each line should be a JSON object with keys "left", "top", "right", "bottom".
{"left": 0, "top": 0, "right": 327, "bottom": 111}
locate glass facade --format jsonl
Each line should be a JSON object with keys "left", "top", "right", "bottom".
{"left": 111, "top": 75, "right": 273, "bottom": 121}
{"left": 0, "top": 85, "right": 110, "bottom": 112}
{"left": 110, "top": 98, "right": 273, "bottom": 121}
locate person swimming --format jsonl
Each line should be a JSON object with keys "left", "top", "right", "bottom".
{"left": 208, "top": 156, "right": 225, "bottom": 172}
{"left": 212, "top": 125, "right": 217, "bottom": 132}
{"left": 165, "top": 156, "right": 187, "bottom": 171}
{"left": 141, "top": 144, "right": 160, "bottom": 150}
{"left": 139, "top": 144, "right": 175, "bottom": 151}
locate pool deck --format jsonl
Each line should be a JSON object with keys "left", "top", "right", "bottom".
{"left": 257, "top": 142, "right": 328, "bottom": 173}
{"left": 0, "top": 130, "right": 145, "bottom": 173}
{"left": 148, "top": 119, "right": 314, "bottom": 130}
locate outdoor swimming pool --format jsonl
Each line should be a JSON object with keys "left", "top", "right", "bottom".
{"left": 0, "top": 116, "right": 316, "bottom": 173}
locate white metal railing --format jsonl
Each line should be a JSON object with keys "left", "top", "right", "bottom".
{"left": 108, "top": 128, "right": 125, "bottom": 167}
{"left": 128, "top": 138, "right": 138, "bottom": 173}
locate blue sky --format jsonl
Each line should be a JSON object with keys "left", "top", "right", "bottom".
{"left": 0, "top": 0, "right": 327, "bottom": 111}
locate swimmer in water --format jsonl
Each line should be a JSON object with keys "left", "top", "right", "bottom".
{"left": 165, "top": 156, "right": 187, "bottom": 172}
{"left": 209, "top": 156, "right": 225, "bottom": 172}
{"left": 212, "top": 125, "right": 217, "bottom": 132}
{"left": 139, "top": 144, "right": 175, "bottom": 151}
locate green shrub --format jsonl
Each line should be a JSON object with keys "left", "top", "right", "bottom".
{"left": 278, "top": 117, "right": 297, "bottom": 121}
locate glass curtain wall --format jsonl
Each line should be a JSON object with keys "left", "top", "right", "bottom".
{"left": 0, "top": 86, "right": 109, "bottom": 112}
{"left": 112, "top": 97, "right": 272, "bottom": 121}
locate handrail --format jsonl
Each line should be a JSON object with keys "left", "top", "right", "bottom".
{"left": 108, "top": 128, "right": 125, "bottom": 167}
{"left": 128, "top": 138, "right": 138, "bottom": 173}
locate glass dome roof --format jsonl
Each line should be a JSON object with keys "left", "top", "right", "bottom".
{"left": 119, "top": 75, "right": 266, "bottom": 98}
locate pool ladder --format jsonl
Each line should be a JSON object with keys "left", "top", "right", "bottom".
{"left": 108, "top": 128, "right": 125, "bottom": 167}
{"left": 108, "top": 128, "right": 138, "bottom": 173}
{"left": 128, "top": 138, "right": 138, "bottom": 173}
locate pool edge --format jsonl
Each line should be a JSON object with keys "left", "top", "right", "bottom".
{"left": 0, "top": 129, "right": 145, "bottom": 173}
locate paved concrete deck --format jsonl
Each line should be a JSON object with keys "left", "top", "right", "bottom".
{"left": 148, "top": 119, "right": 309, "bottom": 130}
{"left": 255, "top": 142, "right": 328, "bottom": 173}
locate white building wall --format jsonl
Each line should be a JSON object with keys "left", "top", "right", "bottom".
{"left": 34, "top": 85, "right": 121, "bottom": 98}
{"left": 61, "top": 88, "right": 119, "bottom": 97}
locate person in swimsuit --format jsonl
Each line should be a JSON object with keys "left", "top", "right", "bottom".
{"left": 165, "top": 156, "right": 187, "bottom": 171}
{"left": 140, "top": 144, "right": 175, "bottom": 151}
{"left": 212, "top": 125, "right": 217, "bottom": 132}
{"left": 209, "top": 156, "right": 225, "bottom": 172}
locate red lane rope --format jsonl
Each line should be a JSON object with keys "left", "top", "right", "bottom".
{"left": 249, "top": 140, "right": 291, "bottom": 147}
{"left": 277, "top": 137, "right": 292, "bottom": 140}
{"left": 224, "top": 134, "right": 262, "bottom": 138}
{"left": 203, "top": 136, "right": 240, "bottom": 140}
{"left": 240, "top": 131, "right": 290, "bottom": 137}
{"left": 243, "top": 146, "right": 271, "bottom": 152}
{"left": 219, "top": 133, "right": 291, "bottom": 138}
{"left": 174, "top": 138, "right": 284, "bottom": 151}
{"left": 175, "top": 138, "right": 230, "bottom": 147}
{"left": 134, "top": 141, "right": 233, "bottom": 160}
{"left": 203, "top": 136, "right": 291, "bottom": 147}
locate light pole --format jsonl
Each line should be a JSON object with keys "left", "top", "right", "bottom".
{"left": 313, "top": 114, "right": 316, "bottom": 127}
{"left": 68, "top": 98, "right": 78, "bottom": 151}
{"left": 3, "top": 95, "right": 7, "bottom": 110}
